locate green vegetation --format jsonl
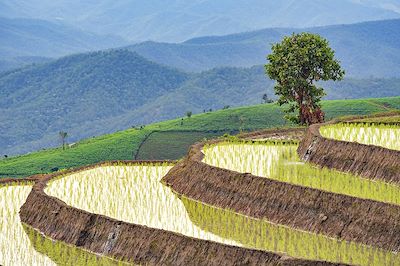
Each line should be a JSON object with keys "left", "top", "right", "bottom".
{"left": 203, "top": 141, "right": 400, "bottom": 205}
{"left": 24, "top": 225, "right": 129, "bottom": 265}
{"left": 181, "top": 197, "right": 399, "bottom": 266}
{"left": 0, "top": 129, "right": 150, "bottom": 177}
{"left": 1, "top": 97, "right": 399, "bottom": 178}
{"left": 2, "top": 46, "right": 400, "bottom": 157}
{"left": 0, "top": 183, "right": 56, "bottom": 265}
{"left": 44, "top": 163, "right": 398, "bottom": 265}
{"left": 0, "top": 182, "right": 130, "bottom": 265}
{"left": 0, "top": 49, "right": 190, "bottom": 156}
{"left": 320, "top": 123, "right": 400, "bottom": 151}
{"left": 136, "top": 131, "right": 224, "bottom": 160}
{"left": 45, "top": 163, "right": 238, "bottom": 247}
{"left": 266, "top": 33, "right": 344, "bottom": 125}
{"left": 354, "top": 115, "right": 400, "bottom": 124}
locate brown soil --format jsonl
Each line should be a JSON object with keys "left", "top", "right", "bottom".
{"left": 162, "top": 128, "right": 400, "bottom": 252}
{"left": 18, "top": 161, "right": 340, "bottom": 266}
{"left": 298, "top": 124, "right": 400, "bottom": 184}
{"left": 239, "top": 127, "right": 306, "bottom": 140}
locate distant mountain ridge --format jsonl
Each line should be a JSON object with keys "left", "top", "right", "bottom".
{"left": 0, "top": 16, "right": 128, "bottom": 71}
{"left": 1, "top": 50, "right": 399, "bottom": 156}
{"left": 1, "top": 0, "right": 399, "bottom": 42}
{"left": 127, "top": 19, "right": 400, "bottom": 78}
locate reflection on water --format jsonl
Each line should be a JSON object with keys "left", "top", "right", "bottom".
{"left": 23, "top": 224, "right": 131, "bottom": 266}
{"left": 45, "top": 164, "right": 400, "bottom": 265}
{"left": 203, "top": 142, "right": 400, "bottom": 205}
{"left": 0, "top": 184, "right": 56, "bottom": 266}
{"left": 180, "top": 196, "right": 400, "bottom": 266}
{"left": 46, "top": 165, "right": 240, "bottom": 246}
{"left": 320, "top": 123, "right": 400, "bottom": 151}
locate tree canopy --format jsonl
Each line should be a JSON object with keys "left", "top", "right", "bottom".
{"left": 265, "top": 32, "right": 345, "bottom": 125}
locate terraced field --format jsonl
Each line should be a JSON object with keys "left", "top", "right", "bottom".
{"left": 1, "top": 115, "right": 399, "bottom": 265}
{"left": 203, "top": 141, "right": 400, "bottom": 205}
{"left": 0, "top": 183, "right": 54, "bottom": 265}
{"left": 0, "top": 183, "right": 124, "bottom": 265}
{"left": 19, "top": 162, "right": 400, "bottom": 265}
{"left": 320, "top": 123, "right": 400, "bottom": 151}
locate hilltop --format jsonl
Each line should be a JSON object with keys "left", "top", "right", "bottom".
{"left": 0, "top": 96, "right": 399, "bottom": 178}
{"left": 128, "top": 19, "right": 400, "bottom": 77}
{"left": 0, "top": 17, "right": 127, "bottom": 71}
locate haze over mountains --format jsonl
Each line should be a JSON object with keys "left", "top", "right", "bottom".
{"left": 128, "top": 19, "right": 400, "bottom": 77}
{"left": 3, "top": 18, "right": 400, "bottom": 77}
{"left": 0, "top": 17, "right": 127, "bottom": 72}
{"left": 1, "top": 0, "right": 400, "bottom": 42}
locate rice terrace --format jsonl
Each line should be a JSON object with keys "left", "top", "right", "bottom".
{"left": 0, "top": 98, "right": 399, "bottom": 265}
{"left": 1, "top": 2, "right": 400, "bottom": 265}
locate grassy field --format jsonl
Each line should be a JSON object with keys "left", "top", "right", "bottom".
{"left": 354, "top": 115, "right": 400, "bottom": 123}
{"left": 135, "top": 131, "right": 226, "bottom": 160}
{"left": 1, "top": 96, "right": 399, "bottom": 178}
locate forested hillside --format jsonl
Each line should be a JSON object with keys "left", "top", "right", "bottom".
{"left": 0, "top": 50, "right": 189, "bottom": 155}
{"left": 1, "top": 50, "right": 399, "bottom": 156}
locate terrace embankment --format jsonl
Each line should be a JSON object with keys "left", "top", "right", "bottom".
{"left": 162, "top": 128, "right": 400, "bottom": 252}
{"left": 298, "top": 123, "right": 400, "bottom": 183}
{"left": 239, "top": 127, "right": 306, "bottom": 141}
{"left": 19, "top": 161, "right": 337, "bottom": 266}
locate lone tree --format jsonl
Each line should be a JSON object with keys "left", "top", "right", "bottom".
{"left": 262, "top": 93, "right": 273, "bottom": 104}
{"left": 59, "top": 131, "right": 68, "bottom": 150}
{"left": 186, "top": 111, "right": 192, "bottom": 118}
{"left": 265, "top": 33, "right": 344, "bottom": 125}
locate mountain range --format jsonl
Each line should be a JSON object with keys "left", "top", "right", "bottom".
{"left": 1, "top": 1, "right": 400, "bottom": 155}
{"left": 1, "top": 50, "right": 399, "bottom": 156}
{"left": 0, "top": 17, "right": 127, "bottom": 71}
{"left": 1, "top": 0, "right": 400, "bottom": 42}
{"left": 127, "top": 19, "right": 400, "bottom": 77}
{"left": 2, "top": 18, "right": 400, "bottom": 78}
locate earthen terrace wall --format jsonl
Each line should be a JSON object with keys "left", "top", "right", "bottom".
{"left": 297, "top": 123, "right": 400, "bottom": 184}
{"left": 17, "top": 161, "right": 337, "bottom": 266}
{"left": 161, "top": 129, "right": 400, "bottom": 252}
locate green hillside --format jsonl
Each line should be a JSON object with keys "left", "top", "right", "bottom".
{"left": 2, "top": 49, "right": 400, "bottom": 157}
{"left": 1, "top": 96, "right": 399, "bottom": 178}
{"left": 0, "top": 50, "right": 190, "bottom": 156}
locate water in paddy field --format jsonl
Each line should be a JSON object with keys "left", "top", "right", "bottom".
{"left": 203, "top": 142, "right": 400, "bottom": 205}
{"left": 0, "top": 184, "right": 128, "bottom": 266}
{"left": 0, "top": 184, "right": 56, "bottom": 265}
{"left": 320, "top": 123, "right": 400, "bottom": 151}
{"left": 44, "top": 164, "right": 399, "bottom": 265}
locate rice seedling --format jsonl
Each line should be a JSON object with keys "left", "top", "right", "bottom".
{"left": 0, "top": 183, "right": 55, "bottom": 265}
{"left": 45, "top": 163, "right": 399, "bottom": 265}
{"left": 202, "top": 142, "right": 400, "bottom": 205}
{"left": 181, "top": 196, "right": 400, "bottom": 266}
{"left": 23, "top": 225, "right": 131, "bottom": 266}
{"left": 45, "top": 163, "right": 240, "bottom": 246}
{"left": 320, "top": 123, "right": 400, "bottom": 150}
{"left": 0, "top": 182, "right": 127, "bottom": 266}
